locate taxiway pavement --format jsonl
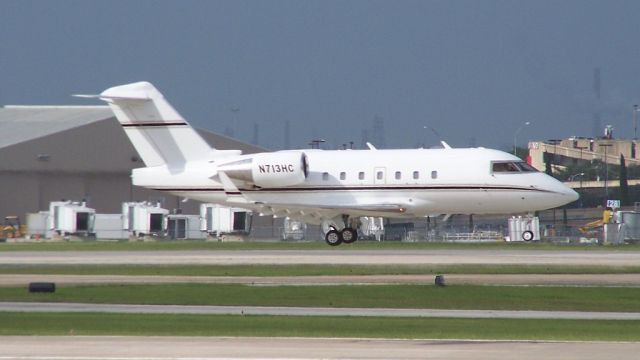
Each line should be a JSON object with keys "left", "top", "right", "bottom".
{"left": 2, "top": 273, "right": 640, "bottom": 286}
{"left": 1, "top": 302, "right": 639, "bottom": 320}
{"left": 0, "top": 336, "right": 639, "bottom": 360}
{"left": 2, "top": 249, "right": 640, "bottom": 266}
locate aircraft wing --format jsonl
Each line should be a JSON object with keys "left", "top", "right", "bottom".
{"left": 214, "top": 172, "right": 410, "bottom": 222}
{"left": 252, "top": 201, "right": 410, "bottom": 224}
{"left": 302, "top": 203, "right": 408, "bottom": 213}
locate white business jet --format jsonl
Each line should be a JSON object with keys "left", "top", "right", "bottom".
{"left": 77, "top": 82, "right": 578, "bottom": 245}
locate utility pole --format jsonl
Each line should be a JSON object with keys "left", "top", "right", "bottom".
{"left": 513, "top": 122, "right": 531, "bottom": 157}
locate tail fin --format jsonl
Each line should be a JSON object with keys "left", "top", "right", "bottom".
{"left": 97, "top": 82, "right": 213, "bottom": 167}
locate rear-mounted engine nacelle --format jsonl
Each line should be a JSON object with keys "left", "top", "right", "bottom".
{"left": 217, "top": 152, "right": 308, "bottom": 188}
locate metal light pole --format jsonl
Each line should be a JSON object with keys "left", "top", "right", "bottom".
{"left": 423, "top": 125, "right": 441, "bottom": 145}
{"left": 576, "top": 146, "right": 587, "bottom": 162}
{"left": 513, "top": 122, "right": 531, "bottom": 158}
{"left": 600, "top": 143, "right": 613, "bottom": 199}
{"left": 569, "top": 172, "right": 585, "bottom": 205}
{"left": 568, "top": 172, "right": 585, "bottom": 182}
{"left": 634, "top": 105, "right": 639, "bottom": 140}
{"left": 230, "top": 107, "right": 240, "bottom": 138}
{"left": 308, "top": 139, "right": 326, "bottom": 149}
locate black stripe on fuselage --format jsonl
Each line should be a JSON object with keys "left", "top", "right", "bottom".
{"left": 121, "top": 121, "right": 188, "bottom": 128}
{"left": 150, "top": 185, "right": 553, "bottom": 193}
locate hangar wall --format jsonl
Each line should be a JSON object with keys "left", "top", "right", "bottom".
{"left": 0, "top": 106, "right": 266, "bottom": 223}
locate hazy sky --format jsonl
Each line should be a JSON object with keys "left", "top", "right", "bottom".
{"left": 2, "top": 0, "right": 640, "bottom": 151}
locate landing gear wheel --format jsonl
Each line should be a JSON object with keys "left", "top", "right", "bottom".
{"left": 522, "top": 230, "right": 534, "bottom": 242}
{"left": 341, "top": 228, "right": 358, "bottom": 244}
{"left": 325, "top": 229, "right": 343, "bottom": 246}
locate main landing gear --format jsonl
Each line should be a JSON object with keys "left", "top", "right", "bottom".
{"left": 325, "top": 227, "right": 358, "bottom": 246}
{"left": 324, "top": 216, "right": 358, "bottom": 246}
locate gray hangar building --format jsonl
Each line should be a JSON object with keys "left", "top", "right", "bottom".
{"left": 0, "top": 105, "right": 265, "bottom": 223}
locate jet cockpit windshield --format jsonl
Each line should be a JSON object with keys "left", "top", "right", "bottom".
{"left": 491, "top": 161, "right": 538, "bottom": 174}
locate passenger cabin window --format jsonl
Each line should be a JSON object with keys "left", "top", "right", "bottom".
{"left": 358, "top": 172, "right": 365, "bottom": 180}
{"left": 492, "top": 161, "right": 538, "bottom": 173}
{"left": 413, "top": 171, "right": 419, "bottom": 179}
{"left": 431, "top": 170, "right": 438, "bottom": 179}
{"left": 376, "top": 171, "right": 383, "bottom": 180}
{"left": 340, "top": 172, "right": 346, "bottom": 180}
{"left": 395, "top": 171, "right": 401, "bottom": 180}
{"left": 322, "top": 172, "right": 329, "bottom": 181}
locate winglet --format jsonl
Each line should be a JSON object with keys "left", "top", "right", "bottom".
{"left": 366, "top": 142, "right": 377, "bottom": 150}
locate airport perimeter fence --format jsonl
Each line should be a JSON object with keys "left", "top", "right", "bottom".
{"left": 248, "top": 220, "right": 608, "bottom": 244}
{"left": 247, "top": 221, "right": 510, "bottom": 243}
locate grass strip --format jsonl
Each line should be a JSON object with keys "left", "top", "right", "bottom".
{"left": 1, "top": 284, "right": 639, "bottom": 312}
{"left": 0, "top": 312, "right": 637, "bottom": 341}
{"left": 2, "top": 240, "right": 640, "bottom": 251}
{"left": 1, "top": 264, "right": 640, "bottom": 276}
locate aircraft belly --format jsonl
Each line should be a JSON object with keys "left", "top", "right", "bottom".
{"left": 249, "top": 190, "right": 381, "bottom": 207}
{"left": 413, "top": 189, "right": 554, "bottom": 215}
{"left": 167, "top": 187, "right": 561, "bottom": 217}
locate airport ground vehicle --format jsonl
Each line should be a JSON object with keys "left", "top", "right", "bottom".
{"left": 0, "top": 216, "right": 26, "bottom": 240}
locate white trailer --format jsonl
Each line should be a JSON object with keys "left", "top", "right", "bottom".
{"left": 166, "top": 214, "right": 205, "bottom": 240}
{"left": 26, "top": 211, "right": 51, "bottom": 239}
{"left": 49, "top": 201, "right": 96, "bottom": 237}
{"left": 282, "top": 217, "right": 307, "bottom": 240}
{"left": 359, "top": 217, "right": 385, "bottom": 241}
{"left": 200, "top": 204, "right": 252, "bottom": 238}
{"left": 122, "top": 202, "right": 169, "bottom": 237}
{"left": 94, "top": 214, "right": 128, "bottom": 240}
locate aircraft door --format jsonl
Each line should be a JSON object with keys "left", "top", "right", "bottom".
{"left": 374, "top": 167, "right": 386, "bottom": 185}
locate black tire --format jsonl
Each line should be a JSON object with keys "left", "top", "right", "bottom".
{"left": 522, "top": 230, "right": 534, "bottom": 242}
{"left": 325, "top": 229, "right": 342, "bottom": 246}
{"left": 28, "top": 282, "right": 56, "bottom": 293}
{"left": 341, "top": 228, "right": 358, "bottom": 244}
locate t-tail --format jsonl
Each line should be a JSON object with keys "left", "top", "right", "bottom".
{"left": 77, "top": 81, "right": 214, "bottom": 167}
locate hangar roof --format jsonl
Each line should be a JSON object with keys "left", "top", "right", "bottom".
{"left": 0, "top": 105, "right": 266, "bottom": 154}
{"left": 0, "top": 106, "right": 113, "bottom": 149}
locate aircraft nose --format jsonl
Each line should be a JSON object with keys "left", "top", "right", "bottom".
{"left": 564, "top": 186, "right": 580, "bottom": 202}
{"left": 553, "top": 181, "right": 579, "bottom": 203}
{"left": 542, "top": 175, "right": 580, "bottom": 206}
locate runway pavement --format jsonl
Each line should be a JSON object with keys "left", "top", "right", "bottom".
{"left": 2, "top": 273, "right": 640, "bottom": 286}
{"left": 2, "top": 249, "right": 638, "bottom": 358}
{"left": 0, "top": 336, "right": 639, "bottom": 360}
{"left": 2, "top": 249, "right": 640, "bottom": 265}
{"left": 2, "top": 302, "right": 639, "bottom": 320}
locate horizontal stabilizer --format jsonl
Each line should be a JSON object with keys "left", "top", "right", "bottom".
{"left": 74, "top": 94, "right": 151, "bottom": 101}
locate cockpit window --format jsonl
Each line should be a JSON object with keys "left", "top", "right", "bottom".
{"left": 515, "top": 162, "right": 537, "bottom": 172}
{"left": 492, "top": 161, "right": 537, "bottom": 173}
{"left": 492, "top": 162, "right": 520, "bottom": 172}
